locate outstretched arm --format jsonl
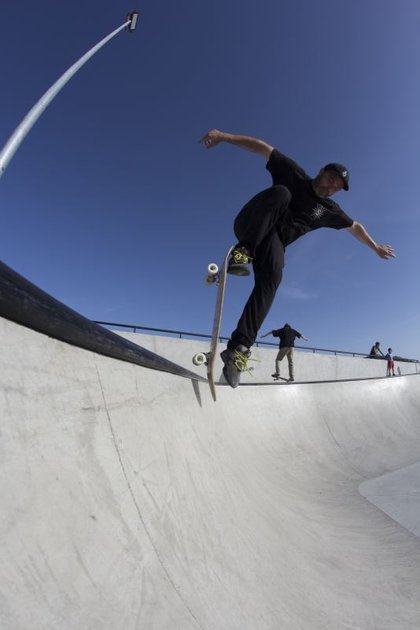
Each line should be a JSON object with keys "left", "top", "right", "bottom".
{"left": 346, "top": 221, "right": 395, "bottom": 259}
{"left": 199, "top": 129, "right": 273, "bottom": 159}
{"left": 260, "top": 332, "right": 272, "bottom": 338}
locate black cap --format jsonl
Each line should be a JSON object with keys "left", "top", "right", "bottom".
{"left": 324, "top": 162, "right": 350, "bottom": 191}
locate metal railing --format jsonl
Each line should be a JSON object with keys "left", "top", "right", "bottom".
{"left": 93, "top": 321, "right": 419, "bottom": 363}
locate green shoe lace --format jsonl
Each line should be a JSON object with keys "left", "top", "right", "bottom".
{"left": 233, "top": 349, "right": 258, "bottom": 375}
{"left": 232, "top": 248, "right": 252, "bottom": 265}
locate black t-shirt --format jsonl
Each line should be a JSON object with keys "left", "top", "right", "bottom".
{"left": 266, "top": 149, "right": 354, "bottom": 246}
{"left": 272, "top": 326, "right": 301, "bottom": 348}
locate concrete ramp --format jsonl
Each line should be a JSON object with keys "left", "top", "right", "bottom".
{"left": 1, "top": 316, "right": 420, "bottom": 629}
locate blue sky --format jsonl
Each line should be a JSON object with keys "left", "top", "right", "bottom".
{"left": 1, "top": 0, "right": 419, "bottom": 360}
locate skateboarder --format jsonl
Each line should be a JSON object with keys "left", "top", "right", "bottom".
{"left": 261, "top": 323, "right": 308, "bottom": 382}
{"left": 199, "top": 129, "right": 395, "bottom": 388}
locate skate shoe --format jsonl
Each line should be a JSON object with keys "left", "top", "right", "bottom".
{"left": 227, "top": 246, "right": 252, "bottom": 276}
{"left": 220, "top": 344, "right": 251, "bottom": 388}
{"left": 272, "top": 372, "right": 280, "bottom": 380}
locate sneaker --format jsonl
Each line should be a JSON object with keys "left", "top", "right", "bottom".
{"left": 288, "top": 377, "right": 294, "bottom": 382}
{"left": 220, "top": 344, "right": 251, "bottom": 388}
{"left": 227, "top": 246, "right": 252, "bottom": 276}
{"left": 272, "top": 372, "right": 280, "bottom": 379}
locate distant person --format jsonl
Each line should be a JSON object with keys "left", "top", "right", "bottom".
{"left": 385, "top": 348, "right": 395, "bottom": 376}
{"left": 200, "top": 129, "right": 395, "bottom": 388}
{"left": 369, "top": 341, "right": 384, "bottom": 358}
{"left": 261, "top": 323, "right": 308, "bottom": 382}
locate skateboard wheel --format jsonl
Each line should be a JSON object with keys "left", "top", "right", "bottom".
{"left": 192, "top": 352, "right": 208, "bottom": 366}
{"left": 204, "top": 263, "right": 219, "bottom": 285}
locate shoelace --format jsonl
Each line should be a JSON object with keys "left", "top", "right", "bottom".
{"left": 233, "top": 349, "right": 259, "bottom": 376}
{"left": 232, "top": 250, "right": 251, "bottom": 264}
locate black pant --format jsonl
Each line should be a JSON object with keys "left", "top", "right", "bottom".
{"left": 228, "top": 185, "right": 291, "bottom": 350}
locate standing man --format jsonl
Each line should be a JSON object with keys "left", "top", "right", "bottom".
{"left": 261, "top": 323, "right": 308, "bottom": 382}
{"left": 199, "top": 129, "right": 395, "bottom": 388}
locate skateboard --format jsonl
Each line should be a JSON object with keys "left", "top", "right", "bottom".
{"left": 192, "top": 245, "right": 234, "bottom": 401}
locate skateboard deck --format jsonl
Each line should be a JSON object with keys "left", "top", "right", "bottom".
{"left": 207, "top": 246, "right": 234, "bottom": 400}
{"left": 192, "top": 246, "right": 234, "bottom": 401}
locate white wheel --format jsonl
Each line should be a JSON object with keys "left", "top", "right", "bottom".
{"left": 192, "top": 352, "right": 207, "bottom": 366}
{"left": 204, "top": 263, "right": 219, "bottom": 285}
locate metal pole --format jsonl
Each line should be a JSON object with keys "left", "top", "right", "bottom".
{"left": 0, "top": 11, "right": 139, "bottom": 179}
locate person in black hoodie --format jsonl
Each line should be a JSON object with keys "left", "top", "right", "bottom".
{"left": 261, "top": 324, "right": 308, "bottom": 382}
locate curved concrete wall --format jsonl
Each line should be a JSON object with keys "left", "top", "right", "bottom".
{"left": 118, "top": 330, "right": 420, "bottom": 382}
{"left": 1, "top": 317, "right": 420, "bottom": 629}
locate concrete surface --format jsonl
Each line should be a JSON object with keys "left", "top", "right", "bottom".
{"left": 117, "top": 330, "right": 420, "bottom": 382}
{"left": 1, "top": 316, "right": 420, "bottom": 630}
